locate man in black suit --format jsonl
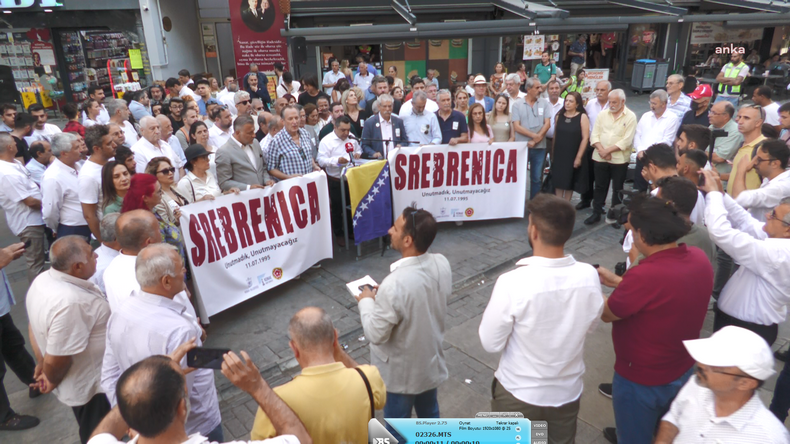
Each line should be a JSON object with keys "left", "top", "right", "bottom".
{"left": 361, "top": 94, "right": 408, "bottom": 159}
{"left": 242, "top": 0, "right": 275, "bottom": 33}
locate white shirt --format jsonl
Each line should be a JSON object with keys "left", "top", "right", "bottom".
{"left": 177, "top": 171, "right": 222, "bottom": 203}
{"left": 584, "top": 99, "right": 609, "bottom": 134}
{"left": 42, "top": 158, "right": 86, "bottom": 230}
{"left": 119, "top": 120, "right": 138, "bottom": 145}
{"left": 666, "top": 93, "right": 692, "bottom": 120}
{"left": 25, "top": 158, "right": 47, "bottom": 185}
{"left": 179, "top": 86, "right": 201, "bottom": 101}
{"left": 506, "top": 90, "right": 527, "bottom": 114}
{"left": 229, "top": 135, "right": 258, "bottom": 169}
{"left": 663, "top": 377, "right": 790, "bottom": 444}
{"left": 102, "top": 253, "right": 196, "bottom": 318}
{"left": 209, "top": 124, "right": 232, "bottom": 149}
{"left": 317, "top": 131, "right": 362, "bottom": 179}
{"left": 82, "top": 105, "right": 110, "bottom": 125}
{"left": 220, "top": 92, "right": 238, "bottom": 116}
{"left": 131, "top": 137, "right": 183, "bottom": 181}
{"left": 0, "top": 159, "right": 44, "bottom": 235}
{"left": 633, "top": 111, "right": 680, "bottom": 152}
{"left": 706, "top": 192, "right": 790, "bottom": 325}
{"left": 764, "top": 101, "right": 780, "bottom": 126}
{"left": 479, "top": 255, "right": 603, "bottom": 407}
{"left": 398, "top": 98, "right": 439, "bottom": 117}
{"left": 465, "top": 85, "right": 475, "bottom": 96}
{"left": 353, "top": 72, "right": 373, "bottom": 92}
{"left": 546, "top": 97, "right": 564, "bottom": 138}
{"left": 167, "top": 135, "right": 188, "bottom": 166}
{"left": 322, "top": 70, "right": 345, "bottom": 96}
{"left": 260, "top": 133, "right": 274, "bottom": 165}
{"left": 88, "top": 433, "right": 300, "bottom": 444}
{"left": 26, "top": 269, "right": 110, "bottom": 407}
{"left": 276, "top": 82, "right": 301, "bottom": 100}
{"left": 101, "top": 290, "right": 220, "bottom": 435}
{"left": 379, "top": 114, "right": 396, "bottom": 155}
{"left": 736, "top": 170, "right": 790, "bottom": 222}
{"left": 78, "top": 159, "right": 104, "bottom": 208}
{"left": 88, "top": 244, "right": 119, "bottom": 295}
{"left": 25, "top": 123, "right": 61, "bottom": 146}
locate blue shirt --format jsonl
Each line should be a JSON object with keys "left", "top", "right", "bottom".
{"left": 570, "top": 41, "right": 586, "bottom": 64}
{"left": 469, "top": 96, "right": 495, "bottom": 113}
{"left": 129, "top": 101, "right": 151, "bottom": 122}
{"left": 402, "top": 110, "right": 442, "bottom": 146}
{"left": 436, "top": 110, "right": 468, "bottom": 144}
{"left": 0, "top": 270, "right": 14, "bottom": 317}
{"left": 196, "top": 99, "right": 208, "bottom": 116}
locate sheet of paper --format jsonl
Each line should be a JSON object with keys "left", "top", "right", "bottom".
{"left": 345, "top": 275, "right": 378, "bottom": 298}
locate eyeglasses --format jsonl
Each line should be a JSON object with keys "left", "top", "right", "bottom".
{"left": 695, "top": 365, "right": 758, "bottom": 381}
{"left": 754, "top": 156, "right": 777, "bottom": 165}
{"left": 238, "top": 100, "right": 250, "bottom": 105}
{"left": 766, "top": 209, "right": 790, "bottom": 226}
{"left": 157, "top": 167, "right": 176, "bottom": 175}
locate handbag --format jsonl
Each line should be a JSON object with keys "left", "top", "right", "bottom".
{"left": 541, "top": 171, "right": 555, "bottom": 194}
{"left": 354, "top": 367, "right": 375, "bottom": 419}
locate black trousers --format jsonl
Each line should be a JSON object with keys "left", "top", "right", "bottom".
{"left": 72, "top": 393, "right": 111, "bottom": 444}
{"left": 593, "top": 161, "right": 629, "bottom": 214}
{"left": 633, "top": 155, "right": 649, "bottom": 192}
{"left": 327, "top": 177, "right": 351, "bottom": 238}
{"left": 580, "top": 146, "right": 595, "bottom": 203}
{"left": 0, "top": 313, "right": 36, "bottom": 422}
{"left": 713, "top": 307, "right": 779, "bottom": 346}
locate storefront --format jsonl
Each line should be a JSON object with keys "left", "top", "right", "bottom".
{"left": 686, "top": 22, "right": 765, "bottom": 72}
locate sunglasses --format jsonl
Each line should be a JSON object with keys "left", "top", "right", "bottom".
{"left": 238, "top": 100, "right": 250, "bottom": 105}
{"left": 157, "top": 167, "right": 176, "bottom": 175}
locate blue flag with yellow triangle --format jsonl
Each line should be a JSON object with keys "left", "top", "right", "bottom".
{"left": 345, "top": 160, "right": 392, "bottom": 245}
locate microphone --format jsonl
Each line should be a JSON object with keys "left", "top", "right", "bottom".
{"left": 345, "top": 141, "right": 355, "bottom": 166}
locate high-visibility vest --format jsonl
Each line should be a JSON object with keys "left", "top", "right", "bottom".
{"left": 561, "top": 76, "right": 584, "bottom": 98}
{"left": 718, "top": 62, "right": 747, "bottom": 95}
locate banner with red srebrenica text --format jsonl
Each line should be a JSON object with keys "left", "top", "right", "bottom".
{"left": 179, "top": 172, "right": 333, "bottom": 316}
{"left": 387, "top": 143, "right": 528, "bottom": 223}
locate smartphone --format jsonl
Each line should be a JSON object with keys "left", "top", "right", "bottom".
{"left": 187, "top": 347, "right": 230, "bottom": 370}
{"left": 358, "top": 284, "right": 374, "bottom": 292}
{"left": 23, "top": 240, "right": 31, "bottom": 249}
{"left": 698, "top": 172, "right": 706, "bottom": 187}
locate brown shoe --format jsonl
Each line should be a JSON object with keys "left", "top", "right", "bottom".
{"left": 336, "top": 237, "right": 346, "bottom": 247}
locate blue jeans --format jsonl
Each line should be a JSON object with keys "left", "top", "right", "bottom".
{"left": 205, "top": 423, "right": 224, "bottom": 442}
{"left": 384, "top": 389, "right": 440, "bottom": 443}
{"left": 714, "top": 95, "right": 740, "bottom": 108}
{"left": 770, "top": 360, "right": 790, "bottom": 422}
{"left": 529, "top": 148, "right": 546, "bottom": 200}
{"left": 612, "top": 367, "right": 693, "bottom": 443}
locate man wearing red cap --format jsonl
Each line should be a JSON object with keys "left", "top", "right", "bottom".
{"left": 676, "top": 84, "right": 712, "bottom": 137}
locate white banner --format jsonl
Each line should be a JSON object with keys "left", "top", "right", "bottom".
{"left": 179, "top": 172, "right": 333, "bottom": 316}
{"left": 388, "top": 143, "right": 528, "bottom": 222}
{"left": 690, "top": 22, "right": 763, "bottom": 45}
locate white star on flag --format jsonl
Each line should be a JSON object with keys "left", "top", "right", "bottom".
{"left": 353, "top": 219, "right": 358, "bottom": 227}
{"left": 366, "top": 195, "right": 374, "bottom": 204}
{"left": 372, "top": 186, "right": 380, "bottom": 195}
{"left": 382, "top": 169, "right": 389, "bottom": 179}
{"left": 360, "top": 202, "right": 369, "bottom": 211}
{"left": 377, "top": 178, "right": 386, "bottom": 187}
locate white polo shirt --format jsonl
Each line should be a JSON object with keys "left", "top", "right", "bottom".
{"left": 42, "top": 158, "right": 86, "bottom": 230}
{"left": 0, "top": 159, "right": 44, "bottom": 235}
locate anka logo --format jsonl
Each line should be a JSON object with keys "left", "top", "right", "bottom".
{"left": 272, "top": 267, "right": 284, "bottom": 280}
{"left": 715, "top": 44, "right": 745, "bottom": 54}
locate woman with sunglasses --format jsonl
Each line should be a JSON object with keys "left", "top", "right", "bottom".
{"left": 177, "top": 144, "right": 240, "bottom": 203}
{"left": 145, "top": 157, "right": 187, "bottom": 227}
{"left": 101, "top": 161, "right": 132, "bottom": 214}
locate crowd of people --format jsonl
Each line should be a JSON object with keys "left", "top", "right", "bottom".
{"left": 0, "top": 45, "right": 787, "bottom": 444}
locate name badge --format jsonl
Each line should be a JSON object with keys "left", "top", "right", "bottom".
{"left": 538, "top": 108, "right": 544, "bottom": 116}
{"left": 395, "top": 128, "right": 401, "bottom": 137}
{"left": 452, "top": 121, "right": 459, "bottom": 130}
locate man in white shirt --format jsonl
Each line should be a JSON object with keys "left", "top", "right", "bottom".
{"left": 101, "top": 243, "right": 222, "bottom": 439}
{"left": 42, "top": 132, "right": 90, "bottom": 239}
{"left": 220, "top": 82, "right": 239, "bottom": 116}
{"left": 208, "top": 106, "right": 233, "bottom": 148}
{"left": 166, "top": 77, "right": 199, "bottom": 103}
{"left": 699, "top": 169, "right": 790, "bottom": 347}
{"left": 87, "top": 347, "right": 309, "bottom": 444}
{"left": 317, "top": 116, "right": 361, "bottom": 245}
{"left": 730, "top": 139, "right": 790, "bottom": 222}
{"left": 25, "top": 103, "right": 62, "bottom": 146}
{"left": 106, "top": 99, "right": 137, "bottom": 146}
{"left": 81, "top": 86, "right": 110, "bottom": 125}
{"left": 504, "top": 73, "right": 527, "bottom": 113}
{"left": 26, "top": 236, "right": 111, "bottom": 444}
{"left": 633, "top": 89, "right": 680, "bottom": 191}
{"left": 353, "top": 61, "right": 373, "bottom": 93}
{"left": 131, "top": 116, "right": 184, "bottom": 181}
{"left": 752, "top": 85, "right": 781, "bottom": 129}
{"left": 656, "top": 326, "right": 790, "bottom": 444}
{"left": 578, "top": 81, "right": 612, "bottom": 210}
{"left": 25, "top": 141, "right": 52, "bottom": 185}
{"left": 0, "top": 133, "right": 46, "bottom": 281}
{"left": 79, "top": 125, "right": 116, "bottom": 242}
{"left": 89, "top": 213, "right": 120, "bottom": 295}
{"left": 156, "top": 114, "right": 187, "bottom": 168}
{"left": 480, "top": 194, "right": 602, "bottom": 444}
{"left": 664, "top": 74, "right": 691, "bottom": 119}
{"left": 216, "top": 75, "right": 234, "bottom": 102}
{"left": 545, "top": 80, "right": 564, "bottom": 154}
{"left": 322, "top": 59, "right": 344, "bottom": 97}
{"left": 355, "top": 208, "right": 450, "bottom": 443}
{"left": 399, "top": 78, "right": 439, "bottom": 116}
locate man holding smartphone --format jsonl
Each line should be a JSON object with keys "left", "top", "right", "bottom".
{"left": 101, "top": 244, "right": 222, "bottom": 442}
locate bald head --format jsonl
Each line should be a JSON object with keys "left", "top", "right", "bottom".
{"left": 288, "top": 307, "right": 335, "bottom": 352}
{"left": 50, "top": 236, "right": 95, "bottom": 279}
{"left": 116, "top": 210, "right": 162, "bottom": 254}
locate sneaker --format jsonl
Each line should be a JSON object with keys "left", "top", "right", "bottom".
{"left": 0, "top": 414, "right": 40, "bottom": 431}
{"left": 598, "top": 383, "right": 613, "bottom": 399}
{"left": 584, "top": 212, "right": 601, "bottom": 225}
{"left": 775, "top": 348, "right": 789, "bottom": 362}
{"left": 605, "top": 216, "right": 618, "bottom": 224}
{"left": 575, "top": 201, "right": 591, "bottom": 210}
{"left": 310, "top": 264, "right": 321, "bottom": 269}
{"left": 603, "top": 427, "right": 618, "bottom": 444}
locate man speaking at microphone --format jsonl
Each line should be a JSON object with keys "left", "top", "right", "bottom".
{"left": 318, "top": 115, "right": 361, "bottom": 247}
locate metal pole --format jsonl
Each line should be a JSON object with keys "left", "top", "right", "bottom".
{"left": 341, "top": 167, "right": 350, "bottom": 252}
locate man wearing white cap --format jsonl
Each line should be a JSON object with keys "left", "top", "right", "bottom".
{"left": 655, "top": 326, "right": 789, "bottom": 443}
{"left": 468, "top": 75, "right": 494, "bottom": 112}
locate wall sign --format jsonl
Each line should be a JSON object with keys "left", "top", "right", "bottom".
{"left": 0, "top": 0, "right": 63, "bottom": 8}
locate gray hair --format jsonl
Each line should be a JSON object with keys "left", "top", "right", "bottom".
{"left": 0, "top": 133, "right": 14, "bottom": 154}
{"left": 281, "top": 104, "right": 300, "bottom": 119}
{"left": 377, "top": 94, "right": 394, "bottom": 106}
{"left": 371, "top": 75, "right": 387, "bottom": 87}
{"left": 505, "top": 73, "right": 521, "bottom": 84}
{"left": 135, "top": 244, "right": 180, "bottom": 288}
{"left": 100, "top": 213, "right": 121, "bottom": 243}
{"left": 288, "top": 307, "right": 335, "bottom": 350}
{"left": 524, "top": 77, "right": 537, "bottom": 90}
{"left": 234, "top": 90, "right": 250, "bottom": 105}
{"left": 667, "top": 74, "right": 684, "bottom": 85}
{"left": 412, "top": 90, "right": 428, "bottom": 103}
{"left": 51, "top": 132, "right": 79, "bottom": 158}
{"left": 437, "top": 89, "right": 452, "bottom": 99}
{"left": 781, "top": 197, "right": 790, "bottom": 224}
{"left": 106, "top": 99, "right": 127, "bottom": 117}
{"left": 597, "top": 80, "right": 612, "bottom": 91}
{"left": 609, "top": 89, "right": 626, "bottom": 101}
{"left": 233, "top": 114, "right": 255, "bottom": 132}
{"left": 371, "top": 100, "right": 379, "bottom": 114}
{"left": 49, "top": 236, "right": 89, "bottom": 272}
{"left": 268, "top": 116, "right": 281, "bottom": 133}
{"left": 650, "top": 89, "right": 668, "bottom": 104}
{"left": 139, "top": 115, "right": 158, "bottom": 130}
